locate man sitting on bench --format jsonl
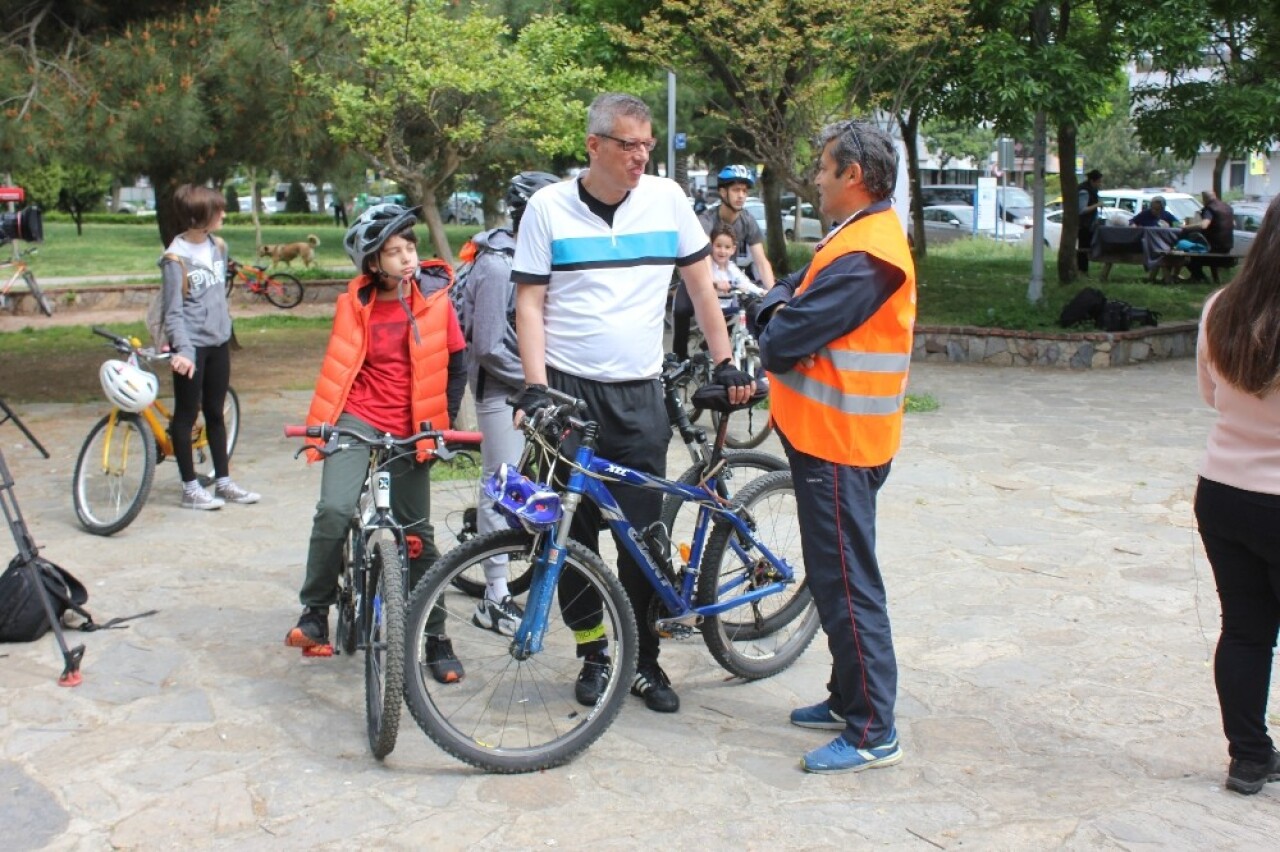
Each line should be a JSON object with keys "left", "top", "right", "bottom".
{"left": 1179, "top": 190, "right": 1234, "bottom": 283}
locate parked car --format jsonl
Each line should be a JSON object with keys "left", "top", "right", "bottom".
{"left": 1095, "top": 189, "right": 1201, "bottom": 226}
{"left": 781, "top": 203, "right": 827, "bottom": 241}
{"left": 741, "top": 199, "right": 768, "bottom": 236}
{"left": 1233, "top": 202, "right": 1267, "bottom": 233}
{"left": 918, "top": 184, "right": 1034, "bottom": 226}
{"left": 909, "top": 204, "right": 1025, "bottom": 246}
{"left": 443, "top": 191, "right": 483, "bottom": 226}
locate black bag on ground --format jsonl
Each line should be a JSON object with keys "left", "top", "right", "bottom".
{"left": 1059, "top": 287, "right": 1106, "bottom": 327}
{"left": 1127, "top": 307, "right": 1160, "bottom": 327}
{"left": 1099, "top": 299, "right": 1133, "bottom": 332}
{"left": 0, "top": 556, "right": 92, "bottom": 642}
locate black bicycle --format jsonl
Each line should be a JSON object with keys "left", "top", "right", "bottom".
{"left": 284, "top": 421, "right": 482, "bottom": 759}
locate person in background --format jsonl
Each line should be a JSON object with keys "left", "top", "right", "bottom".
{"left": 1183, "top": 190, "right": 1235, "bottom": 283}
{"left": 285, "top": 204, "right": 467, "bottom": 684}
{"left": 460, "top": 170, "right": 560, "bottom": 636}
{"left": 159, "top": 184, "right": 259, "bottom": 511}
{"left": 757, "top": 118, "right": 915, "bottom": 774}
{"left": 1077, "top": 169, "right": 1104, "bottom": 275}
{"left": 1129, "top": 196, "right": 1178, "bottom": 228}
{"left": 1193, "top": 192, "right": 1280, "bottom": 795}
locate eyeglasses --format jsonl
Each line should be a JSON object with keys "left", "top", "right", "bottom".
{"left": 837, "top": 120, "right": 866, "bottom": 165}
{"left": 596, "top": 133, "right": 658, "bottom": 154}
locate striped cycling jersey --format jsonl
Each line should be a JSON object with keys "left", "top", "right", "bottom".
{"left": 512, "top": 174, "right": 710, "bottom": 381}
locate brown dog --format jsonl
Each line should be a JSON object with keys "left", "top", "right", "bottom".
{"left": 258, "top": 234, "right": 320, "bottom": 268}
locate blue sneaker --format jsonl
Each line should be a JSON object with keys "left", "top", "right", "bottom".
{"left": 802, "top": 730, "right": 902, "bottom": 774}
{"left": 790, "top": 701, "right": 845, "bottom": 730}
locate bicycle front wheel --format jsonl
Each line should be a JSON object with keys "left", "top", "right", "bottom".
{"left": 23, "top": 270, "right": 54, "bottom": 317}
{"left": 264, "top": 272, "right": 304, "bottom": 308}
{"left": 365, "top": 538, "right": 406, "bottom": 760}
{"left": 72, "top": 412, "right": 157, "bottom": 536}
{"left": 697, "top": 470, "right": 819, "bottom": 679}
{"left": 404, "top": 529, "right": 638, "bottom": 774}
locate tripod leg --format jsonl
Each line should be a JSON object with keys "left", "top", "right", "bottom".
{"left": 20, "top": 560, "right": 86, "bottom": 686}
{"left": 0, "top": 397, "right": 50, "bottom": 459}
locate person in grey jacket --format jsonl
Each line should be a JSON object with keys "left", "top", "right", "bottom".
{"left": 158, "top": 184, "right": 259, "bottom": 511}
{"left": 462, "top": 170, "right": 559, "bottom": 635}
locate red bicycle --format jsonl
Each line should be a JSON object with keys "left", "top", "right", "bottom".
{"left": 224, "top": 258, "right": 304, "bottom": 308}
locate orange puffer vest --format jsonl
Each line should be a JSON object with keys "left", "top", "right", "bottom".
{"left": 767, "top": 208, "right": 916, "bottom": 466}
{"left": 306, "top": 267, "right": 453, "bottom": 462}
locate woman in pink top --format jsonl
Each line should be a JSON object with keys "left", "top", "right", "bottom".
{"left": 1194, "top": 193, "right": 1280, "bottom": 795}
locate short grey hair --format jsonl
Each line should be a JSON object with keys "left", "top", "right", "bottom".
{"left": 587, "top": 93, "right": 652, "bottom": 136}
{"left": 815, "top": 119, "right": 898, "bottom": 202}
{"left": 1150, "top": 195, "right": 1166, "bottom": 209}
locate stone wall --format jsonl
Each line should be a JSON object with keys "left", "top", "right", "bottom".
{"left": 914, "top": 322, "right": 1198, "bottom": 369}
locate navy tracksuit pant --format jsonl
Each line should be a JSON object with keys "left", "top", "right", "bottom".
{"left": 780, "top": 431, "right": 898, "bottom": 748}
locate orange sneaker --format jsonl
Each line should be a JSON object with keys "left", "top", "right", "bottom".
{"left": 285, "top": 606, "right": 329, "bottom": 649}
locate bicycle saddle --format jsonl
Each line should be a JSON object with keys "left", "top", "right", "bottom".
{"left": 691, "top": 379, "right": 769, "bottom": 414}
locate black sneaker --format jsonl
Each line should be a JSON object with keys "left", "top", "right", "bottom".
{"left": 574, "top": 652, "right": 611, "bottom": 706}
{"left": 284, "top": 606, "right": 329, "bottom": 649}
{"left": 425, "top": 635, "right": 465, "bottom": 684}
{"left": 1227, "top": 748, "right": 1280, "bottom": 795}
{"left": 631, "top": 661, "right": 679, "bottom": 713}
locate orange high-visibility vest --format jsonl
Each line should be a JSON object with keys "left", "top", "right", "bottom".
{"left": 767, "top": 208, "right": 916, "bottom": 466}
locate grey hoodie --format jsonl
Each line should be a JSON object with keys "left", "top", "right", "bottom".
{"left": 464, "top": 227, "right": 524, "bottom": 399}
{"left": 159, "top": 235, "right": 232, "bottom": 360}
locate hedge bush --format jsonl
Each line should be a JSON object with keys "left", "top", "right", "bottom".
{"left": 41, "top": 210, "right": 335, "bottom": 227}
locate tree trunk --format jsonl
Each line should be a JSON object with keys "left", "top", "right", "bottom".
{"left": 760, "top": 166, "right": 788, "bottom": 277}
{"left": 1056, "top": 121, "right": 1080, "bottom": 285}
{"left": 899, "top": 110, "right": 925, "bottom": 259}
{"left": 407, "top": 179, "right": 454, "bottom": 266}
{"left": 153, "top": 171, "right": 183, "bottom": 249}
{"left": 1213, "top": 149, "right": 1230, "bottom": 197}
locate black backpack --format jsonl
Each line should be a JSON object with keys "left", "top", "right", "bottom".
{"left": 1059, "top": 287, "right": 1106, "bottom": 328}
{"left": 1099, "top": 299, "right": 1133, "bottom": 332}
{"left": 0, "top": 556, "right": 91, "bottom": 642}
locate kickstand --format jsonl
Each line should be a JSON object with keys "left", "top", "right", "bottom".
{"left": 0, "top": 445, "right": 85, "bottom": 685}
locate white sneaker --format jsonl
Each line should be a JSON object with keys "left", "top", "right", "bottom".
{"left": 181, "top": 485, "right": 225, "bottom": 510}
{"left": 472, "top": 595, "right": 524, "bottom": 636}
{"left": 214, "top": 480, "right": 261, "bottom": 505}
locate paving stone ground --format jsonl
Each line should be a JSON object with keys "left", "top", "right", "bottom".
{"left": 2, "top": 358, "right": 1279, "bottom": 849}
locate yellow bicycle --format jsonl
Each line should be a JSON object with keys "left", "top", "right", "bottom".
{"left": 72, "top": 327, "right": 240, "bottom": 535}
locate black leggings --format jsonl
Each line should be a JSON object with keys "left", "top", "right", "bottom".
{"left": 1194, "top": 477, "right": 1280, "bottom": 763}
{"left": 170, "top": 342, "right": 231, "bottom": 483}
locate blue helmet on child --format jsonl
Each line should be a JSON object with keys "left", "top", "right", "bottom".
{"left": 717, "top": 164, "right": 756, "bottom": 188}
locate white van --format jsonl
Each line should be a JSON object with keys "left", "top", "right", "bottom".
{"left": 1095, "top": 189, "right": 1201, "bottom": 226}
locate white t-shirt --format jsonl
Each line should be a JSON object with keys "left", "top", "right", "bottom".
{"left": 513, "top": 174, "right": 710, "bottom": 381}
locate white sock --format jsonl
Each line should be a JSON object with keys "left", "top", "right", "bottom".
{"left": 182, "top": 479, "right": 204, "bottom": 495}
{"left": 486, "top": 578, "right": 510, "bottom": 602}
{"left": 215, "top": 476, "right": 232, "bottom": 489}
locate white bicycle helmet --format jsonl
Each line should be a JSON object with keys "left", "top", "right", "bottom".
{"left": 99, "top": 360, "right": 158, "bottom": 413}
{"left": 343, "top": 203, "right": 422, "bottom": 272}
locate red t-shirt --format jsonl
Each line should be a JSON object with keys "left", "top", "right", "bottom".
{"left": 344, "top": 297, "right": 465, "bottom": 437}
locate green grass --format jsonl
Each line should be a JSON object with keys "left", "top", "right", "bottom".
{"left": 905, "top": 393, "right": 939, "bottom": 413}
{"left": 16, "top": 221, "right": 482, "bottom": 281}
{"left": 916, "top": 239, "right": 1218, "bottom": 327}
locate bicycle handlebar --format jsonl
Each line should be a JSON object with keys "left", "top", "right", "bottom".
{"left": 91, "top": 326, "right": 169, "bottom": 361}
{"left": 284, "top": 422, "right": 482, "bottom": 461}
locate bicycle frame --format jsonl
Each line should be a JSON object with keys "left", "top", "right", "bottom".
{"left": 513, "top": 432, "right": 796, "bottom": 656}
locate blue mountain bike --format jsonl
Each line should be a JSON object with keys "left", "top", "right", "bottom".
{"left": 403, "top": 385, "right": 817, "bottom": 773}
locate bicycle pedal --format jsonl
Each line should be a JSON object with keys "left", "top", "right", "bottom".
{"left": 301, "top": 644, "right": 335, "bottom": 658}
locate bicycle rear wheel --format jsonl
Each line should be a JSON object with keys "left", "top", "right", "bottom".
{"left": 264, "top": 272, "right": 304, "bottom": 308}
{"left": 404, "top": 529, "right": 638, "bottom": 773}
{"left": 335, "top": 522, "right": 361, "bottom": 657}
{"left": 715, "top": 343, "right": 773, "bottom": 449}
{"left": 72, "top": 412, "right": 157, "bottom": 536}
{"left": 195, "top": 386, "right": 240, "bottom": 485}
{"left": 23, "top": 270, "right": 54, "bottom": 317}
{"left": 660, "top": 449, "right": 787, "bottom": 568}
{"left": 365, "top": 537, "right": 405, "bottom": 759}
{"left": 697, "top": 470, "right": 819, "bottom": 679}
